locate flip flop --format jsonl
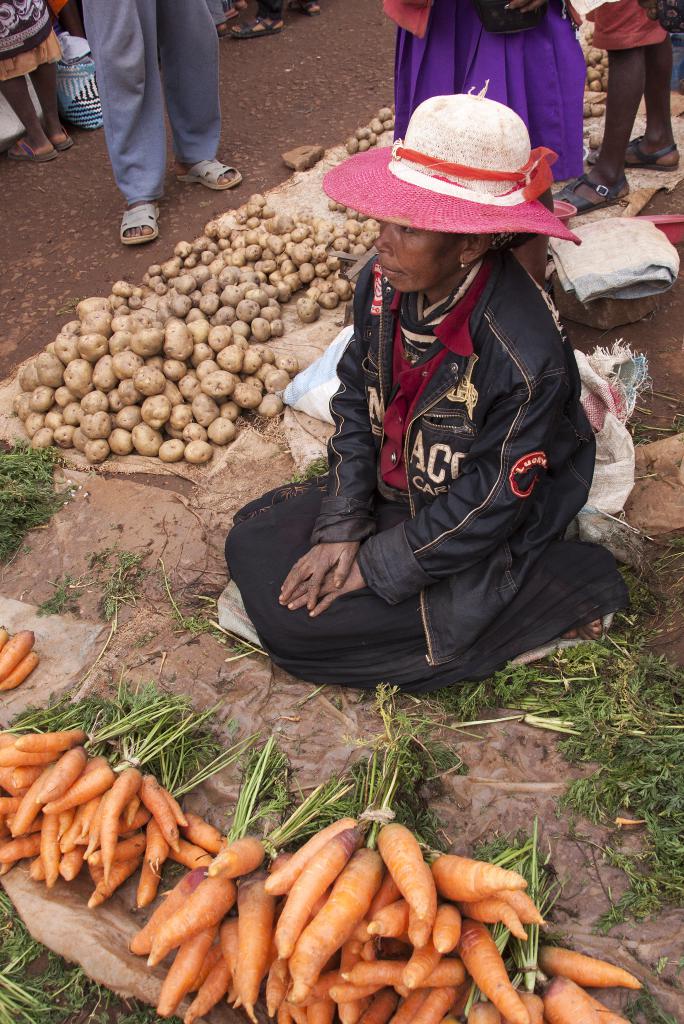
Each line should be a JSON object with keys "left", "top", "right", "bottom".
{"left": 49, "top": 132, "right": 74, "bottom": 152}
{"left": 217, "top": 10, "right": 239, "bottom": 34}
{"left": 230, "top": 17, "right": 283, "bottom": 37}
{"left": 625, "top": 135, "right": 679, "bottom": 171}
{"left": 7, "top": 138, "right": 57, "bottom": 163}
{"left": 554, "top": 173, "right": 628, "bottom": 214}
{"left": 176, "top": 159, "right": 242, "bottom": 190}
{"left": 120, "top": 203, "right": 159, "bottom": 246}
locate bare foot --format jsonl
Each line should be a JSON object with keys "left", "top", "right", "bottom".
{"left": 562, "top": 618, "right": 603, "bottom": 641}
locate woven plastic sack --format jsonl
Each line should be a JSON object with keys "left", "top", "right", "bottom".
{"left": 283, "top": 326, "right": 353, "bottom": 424}
{"left": 56, "top": 57, "right": 103, "bottom": 130}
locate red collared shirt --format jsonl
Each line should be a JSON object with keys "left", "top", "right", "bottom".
{"left": 380, "top": 262, "right": 491, "bottom": 490}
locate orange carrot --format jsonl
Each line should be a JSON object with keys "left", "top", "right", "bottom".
{"left": 432, "top": 856, "right": 527, "bottom": 903}
{"left": 219, "top": 916, "right": 239, "bottom": 975}
{"left": 538, "top": 946, "right": 641, "bottom": 990}
{"left": 34, "top": 747, "right": 87, "bottom": 806}
{"left": 329, "top": 984, "right": 385, "bottom": 1004}
{"left": 0, "top": 747, "right": 55, "bottom": 768}
{"left": 168, "top": 837, "right": 213, "bottom": 870}
{"left": 458, "top": 921, "right": 529, "bottom": 1024}
{"left": 40, "top": 813, "right": 61, "bottom": 888}
{"left": 136, "top": 818, "right": 169, "bottom": 907}
{"left": 10, "top": 766, "right": 43, "bottom": 791}
{"left": 57, "top": 809, "right": 75, "bottom": 841}
{"left": 156, "top": 926, "right": 217, "bottom": 1018}
{"left": 468, "top": 1004, "right": 501, "bottom": 1023}
{"left": 308, "top": 998, "right": 337, "bottom": 1024}
{"left": 181, "top": 812, "right": 223, "bottom": 854}
{"left": 368, "top": 899, "right": 409, "bottom": 939}
{"left": 517, "top": 992, "right": 545, "bottom": 1024}
{"left": 583, "top": 990, "right": 630, "bottom": 1024}
{"left": 29, "top": 855, "right": 46, "bottom": 881}
{"left": 402, "top": 939, "right": 441, "bottom": 989}
{"left": 0, "top": 631, "right": 34, "bottom": 682}
{"left": 356, "top": 872, "right": 402, "bottom": 941}
{"left": 388, "top": 990, "right": 427, "bottom": 1024}
{"left": 190, "top": 943, "right": 222, "bottom": 994}
{"left": 267, "top": 957, "right": 290, "bottom": 1017}
{"left": 543, "top": 976, "right": 602, "bottom": 1024}
{"left": 495, "top": 890, "right": 545, "bottom": 926}
{"left": 130, "top": 868, "right": 206, "bottom": 956}
{"left": 62, "top": 797, "right": 100, "bottom": 851}
{"left": 0, "top": 797, "right": 21, "bottom": 816}
{"left": 411, "top": 987, "right": 457, "bottom": 1024}
{"left": 100, "top": 767, "right": 142, "bottom": 883}
{"left": 184, "top": 952, "right": 232, "bottom": 1024}
{"left": 361, "top": 939, "right": 377, "bottom": 962}
{"left": 266, "top": 818, "right": 358, "bottom": 895}
{"left": 0, "top": 652, "right": 40, "bottom": 691}
{"left": 162, "top": 787, "right": 188, "bottom": 827}
{"left": 289, "top": 848, "right": 384, "bottom": 1004}
{"left": 139, "top": 775, "right": 180, "bottom": 851}
{"left": 358, "top": 989, "right": 399, "bottom": 1024}
{"left": 148, "top": 873, "right": 237, "bottom": 966}
{"left": 136, "top": 860, "right": 160, "bottom": 910}
{"left": 59, "top": 847, "right": 85, "bottom": 881}
{"left": 208, "top": 834, "right": 265, "bottom": 878}
{"left": 277, "top": 827, "right": 362, "bottom": 959}
{"left": 124, "top": 795, "right": 141, "bottom": 828}
{"left": 459, "top": 899, "right": 528, "bottom": 941}
{"left": 120, "top": 806, "right": 151, "bottom": 834}
{"left": 235, "top": 871, "right": 277, "bottom": 1022}
{"left": 286, "top": 1006, "right": 309, "bottom": 1024}
{"left": 433, "top": 903, "right": 462, "bottom": 953}
{"left": 0, "top": 833, "right": 41, "bottom": 862}
{"left": 42, "top": 757, "right": 115, "bottom": 814}
{"left": 15, "top": 730, "right": 87, "bottom": 754}
{"left": 377, "top": 825, "right": 436, "bottom": 934}
{"left": 88, "top": 856, "right": 142, "bottom": 908}
{"left": 10, "top": 765, "right": 54, "bottom": 836}
{"left": 84, "top": 795, "right": 106, "bottom": 859}
{"left": 0, "top": 628, "right": 8, "bottom": 651}
{"left": 0, "top": 766, "right": 28, "bottom": 797}
{"left": 87, "top": 832, "right": 146, "bottom": 867}
{"left": 345, "top": 960, "right": 465, "bottom": 990}
{"left": 337, "top": 937, "right": 367, "bottom": 1024}
{"left": 408, "top": 906, "right": 433, "bottom": 950}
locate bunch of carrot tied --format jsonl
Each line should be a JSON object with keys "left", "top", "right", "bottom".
{"left": 0, "top": 629, "right": 39, "bottom": 691}
{"left": 129, "top": 818, "right": 642, "bottom": 1024}
{"left": 0, "top": 728, "right": 223, "bottom": 905}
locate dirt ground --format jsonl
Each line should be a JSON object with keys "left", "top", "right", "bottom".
{"left": 1, "top": 2, "right": 684, "bottom": 1020}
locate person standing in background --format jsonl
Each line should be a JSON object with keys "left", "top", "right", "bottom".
{"left": 387, "top": 0, "right": 586, "bottom": 284}
{"left": 556, "top": 0, "right": 678, "bottom": 211}
{"left": 230, "top": 0, "right": 319, "bottom": 40}
{"left": 83, "top": 0, "right": 242, "bottom": 245}
{"left": 0, "top": 0, "right": 73, "bottom": 162}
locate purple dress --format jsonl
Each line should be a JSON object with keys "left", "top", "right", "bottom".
{"left": 394, "top": 0, "right": 585, "bottom": 181}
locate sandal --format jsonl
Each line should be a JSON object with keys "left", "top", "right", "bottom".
{"left": 176, "top": 159, "right": 242, "bottom": 191}
{"left": 217, "top": 9, "right": 239, "bottom": 34}
{"left": 289, "top": 0, "right": 321, "bottom": 13}
{"left": 230, "top": 17, "right": 283, "bottom": 38}
{"left": 49, "top": 131, "right": 74, "bottom": 152}
{"left": 120, "top": 203, "right": 159, "bottom": 246}
{"left": 7, "top": 138, "right": 57, "bottom": 163}
{"left": 554, "top": 173, "right": 628, "bottom": 214}
{"left": 625, "top": 135, "right": 679, "bottom": 171}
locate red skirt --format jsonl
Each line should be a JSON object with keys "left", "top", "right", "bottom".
{"left": 590, "top": 0, "right": 666, "bottom": 50}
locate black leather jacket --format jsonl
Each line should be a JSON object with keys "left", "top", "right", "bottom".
{"left": 312, "top": 252, "right": 595, "bottom": 666}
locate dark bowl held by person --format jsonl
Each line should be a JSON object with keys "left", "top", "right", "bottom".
{"left": 225, "top": 92, "right": 628, "bottom": 692}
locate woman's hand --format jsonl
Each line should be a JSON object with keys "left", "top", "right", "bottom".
{"left": 280, "top": 541, "right": 361, "bottom": 612}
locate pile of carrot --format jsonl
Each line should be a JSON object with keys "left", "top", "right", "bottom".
{"left": 0, "top": 629, "right": 39, "bottom": 692}
{"left": 126, "top": 819, "right": 642, "bottom": 1024}
{"left": 0, "top": 728, "right": 223, "bottom": 908}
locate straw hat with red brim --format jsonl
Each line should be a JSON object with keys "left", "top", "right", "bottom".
{"left": 323, "top": 90, "right": 579, "bottom": 244}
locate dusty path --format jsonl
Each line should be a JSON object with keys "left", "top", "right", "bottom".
{"left": 0, "top": 0, "right": 395, "bottom": 378}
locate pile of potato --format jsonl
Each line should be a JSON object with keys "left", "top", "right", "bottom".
{"left": 12, "top": 193, "right": 379, "bottom": 466}
{"left": 583, "top": 27, "right": 608, "bottom": 120}
{"left": 345, "top": 106, "right": 395, "bottom": 156}
{"left": 13, "top": 296, "right": 298, "bottom": 466}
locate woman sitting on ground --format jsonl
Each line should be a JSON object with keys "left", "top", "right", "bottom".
{"left": 226, "top": 92, "right": 628, "bottom": 692}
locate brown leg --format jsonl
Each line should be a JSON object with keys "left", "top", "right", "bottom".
{"left": 28, "top": 62, "right": 64, "bottom": 139}
{"left": 57, "top": 0, "right": 86, "bottom": 38}
{"left": 0, "top": 74, "right": 52, "bottom": 153}
{"left": 627, "top": 37, "right": 677, "bottom": 162}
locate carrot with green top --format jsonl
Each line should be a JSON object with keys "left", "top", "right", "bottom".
{"left": 208, "top": 834, "right": 265, "bottom": 878}
{"left": 148, "top": 873, "right": 237, "bottom": 966}
{"left": 181, "top": 812, "right": 223, "bottom": 854}
{"left": 458, "top": 921, "right": 530, "bottom": 1024}
{"left": 377, "top": 825, "right": 436, "bottom": 935}
{"left": 139, "top": 774, "right": 180, "bottom": 851}
{"left": 433, "top": 903, "right": 462, "bottom": 953}
{"left": 129, "top": 868, "right": 206, "bottom": 956}
{"left": 432, "top": 855, "right": 527, "bottom": 903}
{"left": 42, "top": 757, "right": 115, "bottom": 815}
{"left": 266, "top": 818, "right": 358, "bottom": 895}
{"left": 543, "top": 976, "right": 602, "bottom": 1024}
{"left": 235, "top": 870, "right": 277, "bottom": 1022}
{"left": 539, "top": 946, "right": 641, "bottom": 990}
{"left": 34, "top": 747, "right": 87, "bottom": 806}
{"left": 16, "top": 730, "right": 86, "bottom": 754}
{"left": 156, "top": 926, "right": 217, "bottom": 1018}
{"left": 40, "top": 813, "right": 60, "bottom": 888}
{"left": 458, "top": 898, "right": 528, "bottom": 940}
{"left": 184, "top": 952, "right": 232, "bottom": 1024}
{"left": 99, "top": 767, "right": 141, "bottom": 883}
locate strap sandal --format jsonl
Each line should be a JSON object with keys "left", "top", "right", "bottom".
{"left": 554, "top": 173, "right": 628, "bottom": 214}
{"left": 120, "top": 203, "right": 159, "bottom": 246}
{"left": 7, "top": 138, "right": 57, "bottom": 163}
{"left": 176, "top": 159, "right": 242, "bottom": 191}
{"left": 625, "top": 135, "right": 679, "bottom": 171}
{"left": 289, "top": 0, "right": 321, "bottom": 13}
{"left": 49, "top": 131, "right": 74, "bottom": 152}
{"left": 229, "top": 17, "right": 283, "bottom": 37}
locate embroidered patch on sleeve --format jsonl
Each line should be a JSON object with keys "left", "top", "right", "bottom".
{"left": 370, "top": 263, "right": 383, "bottom": 316}
{"left": 509, "top": 450, "right": 548, "bottom": 498}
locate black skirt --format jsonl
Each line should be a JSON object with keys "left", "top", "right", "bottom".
{"left": 225, "top": 480, "right": 628, "bottom": 693}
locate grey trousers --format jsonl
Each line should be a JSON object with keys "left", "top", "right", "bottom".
{"left": 205, "top": 0, "right": 228, "bottom": 25}
{"left": 83, "top": 0, "right": 221, "bottom": 204}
